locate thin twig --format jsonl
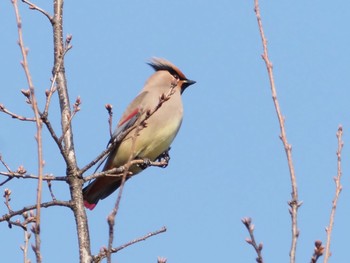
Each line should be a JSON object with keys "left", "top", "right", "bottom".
{"left": 242, "top": 217, "right": 264, "bottom": 263}
{"left": 42, "top": 34, "right": 72, "bottom": 117}
{"left": 12, "top": 1, "right": 44, "bottom": 261}
{"left": 0, "top": 200, "right": 71, "bottom": 223}
{"left": 47, "top": 180, "right": 57, "bottom": 201}
{"left": 21, "top": 0, "right": 53, "bottom": 22}
{"left": 3, "top": 188, "right": 13, "bottom": 213}
{"left": 0, "top": 155, "right": 13, "bottom": 172}
{"left": 323, "top": 126, "right": 344, "bottom": 262}
{"left": 254, "top": 1, "right": 301, "bottom": 262}
{"left": 0, "top": 171, "right": 66, "bottom": 182}
{"left": 21, "top": 225, "right": 32, "bottom": 263}
{"left": 58, "top": 96, "right": 81, "bottom": 143}
{"left": 92, "top": 226, "right": 167, "bottom": 262}
{"left": 104, "top": 80, "right": 178, "bottom": 262}
{"left": 18, "top": 211, "right": 35, "bottom": 262}
{"left": 106, "top": 115, "right": 142, "bottom": 263}
{"left": 0, "top": 104, "right": 35, "bottom": 121}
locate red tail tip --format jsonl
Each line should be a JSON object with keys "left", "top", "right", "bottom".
{"left": 84, "top": 200, "right": 96, "bottom": 210}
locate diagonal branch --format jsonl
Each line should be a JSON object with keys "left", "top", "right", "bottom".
{"left": 242, "top": 217, "right": 264, "bottom": 263}
{"left": 0, "top": 104, "right": 35, "bottom": 122}
{"left": 92, "top": 226, "right": 167, "bottom": 263}
{"left": 323, "top": 126, "right": 344, "bottom": 262}
{"left": 21, "top": 0, "right": 53, "bottom": 23}
{"left": 254, "top": 1, "right": 301, "bottom": 262}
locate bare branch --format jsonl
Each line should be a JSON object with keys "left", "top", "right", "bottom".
{"left": 3, "top": 188, "right": 13, "bottom": 213}
{"left": 0, "top": 155, "right": 14, "bottom": 172}
{"left": 83, "top": 158, "right": 169, "bottom": 182}
{"left": 0, "top": 161, "right": 29, "bottom": 186}
{"left": 0, "top": 171, "right": 66, "bottom": 182}
{"left": 323, "top": 126, "right": 344, "bottom": 262}
{"left": 21, "top": 0, "right": 53, "bottom": 22}
{"left": 0, "top": 104, "right": 35, "bottom": 121}
{"left": 106, "top": 116, "right": 142, "bottom": 263}
{"left": 51, "top": 1, "right": 92, "bottom": 261}
{"left": 0, "top": 200, "right": 71, "bottom": 223}
{"left": 242, "top": 217, "right": 264, "bottom": 263}
{"left": 92, "top": 226, "right": 167, "bottom": 262}
{"left": 254, "top": 1, "right": 301, "bottom": 262}
{"left": 58, "top": 96, "right": 81, "bottom": 143}
{"left": 12, "top": 0, "right": 45, "bottom": 260}
{"left": 47, "top": 180, "right": 57, "bottom": 201}
{"left": 42, "top": 34, "right": 72, "bottom": 117}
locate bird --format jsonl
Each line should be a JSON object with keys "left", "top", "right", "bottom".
{"left": 83, "top": 58, "right": 196, "bottom": 210}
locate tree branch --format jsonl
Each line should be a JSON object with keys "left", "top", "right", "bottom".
{"left": 21, "top": 0, "right": 53, "bottom": 22}
{"left": 83, "top": 158, "right": 169, "bottom": 182}
{"left": 323, "top": 126, "right": 344, "bottom": 262}
{"left": 92, "top": 226, "right": 167, "bottom": 263}
{"left": 12, "top": 0, "right": 45, "bottom": 260}
{"left": 242, "top": 217, "right": 264, "bottom": 263}
{"left": 254, "top": 1, "right": 301, "bottom": 262}
{"left": 0, "top": 200, "right": 71, "bottom": 223}
{"left": 0, "top": 104, "right": 35, "bottom": 121}
{"left": 52, "top": 1, "right": 92, "bottom": 262}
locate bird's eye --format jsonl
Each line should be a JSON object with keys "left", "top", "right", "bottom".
{"left": 173, "top": 73, "right": 179, "bottom": 80}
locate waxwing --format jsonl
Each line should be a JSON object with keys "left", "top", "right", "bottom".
{"left": 83, "top": 58, "right": 196, "bottom": 210}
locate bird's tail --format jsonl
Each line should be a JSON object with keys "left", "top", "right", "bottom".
{"left": 82, "top": 177, "right": 122, "bottom": 210}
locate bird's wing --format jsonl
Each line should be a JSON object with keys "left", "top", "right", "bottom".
{"left": 110, "top": 91, "right": 149, "bottom": 142}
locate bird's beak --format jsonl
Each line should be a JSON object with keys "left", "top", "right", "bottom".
{"left": 184, "top": 79, "right": 196, "bottom": 86}
{"left": 181, "top": 79, "right": 196, "bottom": 93}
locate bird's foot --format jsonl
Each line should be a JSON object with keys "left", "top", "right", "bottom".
{"left": 138, "top": 158, "right": 151, "bottom": 170}
{"left": 155, "top": 148, "right": 171, "bottom": 168}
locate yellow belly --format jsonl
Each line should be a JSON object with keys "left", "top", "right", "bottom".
{"left": 109, "top": 112, "right": 183, "bottom": 173}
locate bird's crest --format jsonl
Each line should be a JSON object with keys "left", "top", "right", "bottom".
{"left": 147, "top": 58, "right": 187, "bottom": 80}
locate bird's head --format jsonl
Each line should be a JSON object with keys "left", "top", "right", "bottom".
{"left": 147, "top": 58, "right": 196, "bottom": 94}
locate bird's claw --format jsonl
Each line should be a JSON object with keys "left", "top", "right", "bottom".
{"left": 138, "top": 158, "right": 151, "bottom": 170}
{"left": 156, "top": 148, "right": 171, "bottom": 168}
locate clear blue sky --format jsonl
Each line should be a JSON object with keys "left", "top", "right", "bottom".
{"left": 1, "top": 1, "right": 350, "bottom": 262}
